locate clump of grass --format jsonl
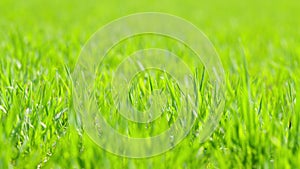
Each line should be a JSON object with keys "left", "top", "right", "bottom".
{"left": 1, "top": 0, "right": 300, "bottom": 168}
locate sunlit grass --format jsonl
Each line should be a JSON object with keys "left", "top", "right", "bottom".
{"left": 1, "top": 0, "right": 300, "bottom": 168}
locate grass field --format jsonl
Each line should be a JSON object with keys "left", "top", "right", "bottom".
{"left": 1, "top": 0, "right": 300, "bottom": 168}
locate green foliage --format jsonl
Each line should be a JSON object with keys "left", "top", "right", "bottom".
{"left": 1, "top": 0, "right": 300, "bottom": 168}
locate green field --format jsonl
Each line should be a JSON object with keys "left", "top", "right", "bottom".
{"left": 1, "top": 0, "right": 300, "bottom": 168}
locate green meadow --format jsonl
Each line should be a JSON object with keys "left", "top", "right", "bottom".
{"left": 1, "top": 0, "right": 300, "bottom": 168}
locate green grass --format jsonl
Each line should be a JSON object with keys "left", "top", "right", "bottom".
{"left": 1, "top": 0, "right": 300, "bottom": 168}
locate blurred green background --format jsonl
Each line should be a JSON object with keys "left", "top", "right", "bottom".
{"left": 1, "top": 0, "right": 300, "bottom": 168}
